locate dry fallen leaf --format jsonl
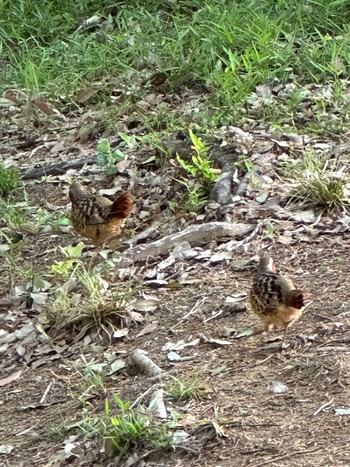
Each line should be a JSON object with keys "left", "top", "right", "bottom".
{"left": 132, "top": 298, "right": 159, "bottom": 312}
{"left": 0, "top": 370, "right": 22, "bottom": 387}
{"left": 113, "top": 328, "right": 129, "bottom": 339}
{"left": 136, "top": 323, "right": 158, "bottom": 337}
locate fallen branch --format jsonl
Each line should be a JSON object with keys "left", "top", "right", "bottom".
{"left": 118, "top": 222, "right": 255, "bottom": 266}
{"left": 21, "top": 155, "right": 96, "bottom": 180}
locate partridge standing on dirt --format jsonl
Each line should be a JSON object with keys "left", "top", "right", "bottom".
{"left": 69, "top": 182, "right": 133, "bottom": 244}
{"left": 250, "top": 253, "right": 306, "bottom": 350}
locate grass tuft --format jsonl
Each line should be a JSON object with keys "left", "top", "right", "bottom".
{"left": 48, "top": 263, "right": 133, "bottom": 341}
{"left": 282, "top": 149, "right": 350, "bottom": 213}
{"left": 167, "top": 374, "right": 211, "bottom": 402}
{"left": 291, "top": 173, "right": 349, "bottom": 212}
{"left": 0, "top": 164, "right": 20, "bottom": 197}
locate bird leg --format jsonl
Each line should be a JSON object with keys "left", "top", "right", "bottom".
{"left": 280, "top": 325, "right": 289, "bottom": 351}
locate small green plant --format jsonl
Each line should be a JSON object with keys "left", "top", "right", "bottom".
{"left": 118, "top": 132, "right": 139, "bottom": 150}
{"left": 0, "top": 164, "right": 20, "bottom": 197}
{"left": 266, "top": 222, "right": 276, "bottom": 239}
{"left": 199, "top": 404, "right": 227, "bottom": 439}
{"left": 0, "top": 199, "right": 27, "bottom": 228}
{"left": 104, "top": 395, "right": 172, "bottom": 457}
{"left": 177, "top": 130, "right": 219, "bottom": 185}
{"left": 176, "top": 130, "right": 219, "bottom": 211}
{"left": 96, "top": 139, "right": 125, "bottom": 175}
{"left": 235, "top": 156, "right": 254, "bottom": 174}
{"left": 176, "top": 180, "right": 208, "bottom": 212}
{"left": 167, "top": 374, "right": 210, "bottom": 402}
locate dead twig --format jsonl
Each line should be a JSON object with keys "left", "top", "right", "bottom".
{"left": 203, "top": 308, "right": 224, "bottom": 323}
{"left": 130, "top": 384, "right": 159, "bottom": 410}
{"left": 313, "top": 398, "right": 334, "bottom": 416}
{"left": 171, "top": 297, "right": 207, "bottom": 330}
{"left": 315, "top": 346, "right": 350, "bottom": 352}
{"left": 252, "top": 447, "right": 320, "bottom": 467}
{"left": 39, "top": 380, "right": 53, "bottom": 404}
{"left": 235, "top": 219, "right": 265, "bottom": 247}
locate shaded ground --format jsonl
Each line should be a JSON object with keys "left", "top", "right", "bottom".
{"left": 1, "top": 99, "right": 350, "bottom": 467}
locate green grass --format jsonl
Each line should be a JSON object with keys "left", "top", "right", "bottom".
{"left": 0, "top": 199, "right": 27, "bottom": 227}
{"left": 3, "top": 0, "right": 350, "bottom": 130}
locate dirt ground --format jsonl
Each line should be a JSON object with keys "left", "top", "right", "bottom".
{"left": 2, "top": 232, "right": 350, "bottom": 467}
{"left": 1, "top": 106, "right": 350, "bottom": 467}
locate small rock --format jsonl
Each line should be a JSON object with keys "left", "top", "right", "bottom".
{"left": 224, "top": 302, "right": 247, "bottom": 314}
{"left": 268, "top": 381, "right": 288, "bottom": 394}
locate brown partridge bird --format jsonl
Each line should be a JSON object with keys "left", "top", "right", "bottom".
{"left": 250, "top": 253, "right": 306, "bottom": 350}
{"left": 69, "top": 182, "right": 133, "bottom": 244}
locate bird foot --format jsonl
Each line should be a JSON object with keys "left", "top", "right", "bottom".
{"left": 279, "top": 342, "right": 290, "bottom": 352}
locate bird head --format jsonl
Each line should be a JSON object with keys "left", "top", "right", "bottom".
{"left": 285, "top": 289, "right": 306, "bottom": 309}
{"left": 69, "top": 182, "right": 88, "bottom": 203}
{"left": 258, "top": 253, "right": 276, "bottom": 274}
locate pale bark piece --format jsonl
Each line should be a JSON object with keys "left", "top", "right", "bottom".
{"left": 129, "top": 349, "right": 163, "bottom": 376}
{"left": 148, "top": 389, "right": 167, "bottom": 419}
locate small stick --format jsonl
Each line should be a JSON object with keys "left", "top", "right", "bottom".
{"left": 203, "top": 309, "right": 224, "bottom": 323}
{"left": 40, "top": 380, "right": 53, "bottom": 404}
{"left": 171, "top": 297, "right": 207, "bottom": 330}
{"left": 313, "top": 398, "right": 334, "bottom": 416}
{"left": 130, "top": 384, "right": 159, "bottom": 409}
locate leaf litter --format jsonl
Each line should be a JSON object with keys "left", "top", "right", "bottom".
{"left": 1, "top": 79, "right": 350, "bottom": 467}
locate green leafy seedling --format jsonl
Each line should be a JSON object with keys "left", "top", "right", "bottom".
{"left": 51, "top": 243, "right": 85, "bottom": 276}
{"left": 96, "top": 139, "right": 125, "bottom": 175}
{"left": 176, "top": 130, "right": 219, "bottom": 211}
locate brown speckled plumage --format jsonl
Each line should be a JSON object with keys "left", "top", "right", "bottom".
{"left": 250, "top": 254, "right": 306, "bottom": 349}
{"left": 69, "top": 182, "right": 133, "bottom": 244}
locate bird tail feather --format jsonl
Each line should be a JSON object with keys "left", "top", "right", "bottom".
{"left": 109, "top": 193, "right": 133, "bottom": 219}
